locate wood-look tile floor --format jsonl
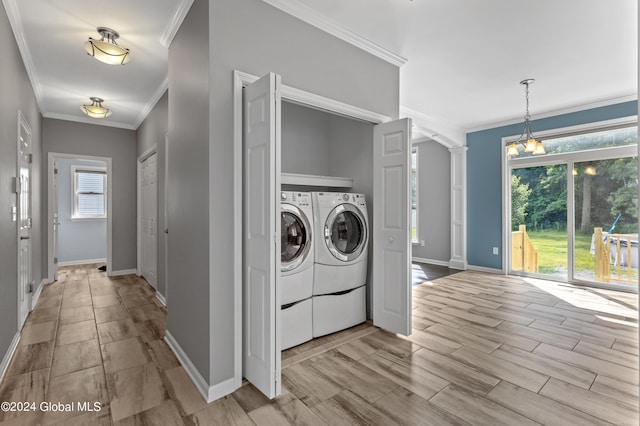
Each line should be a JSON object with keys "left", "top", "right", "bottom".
{"left": 0, "top": 265, "right": 637, "bottom": 425}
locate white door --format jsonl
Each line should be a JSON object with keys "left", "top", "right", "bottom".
{"left": 141, "top": 153, "right": 158, "bottom": 289}
{"left": 53, "top": 160, "right": 59, "bottom": 281}
{"left": 243, "top": 72, "right": 281, "bottom": 398}
{"left": 372, "top": 118, "right": 412, "bottom": 335}
{"left": 17, "top": 114, "right": 32, "bottom": 328}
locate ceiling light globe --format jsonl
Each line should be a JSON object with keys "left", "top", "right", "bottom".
{"left": 85, "top": 39, "right": 131, "bottom": 65}
{"left": 524, "top": 138, "right": 537, "bottom": 152}
{"left": 532, "top": 140, "right": 546, "bottom": 155}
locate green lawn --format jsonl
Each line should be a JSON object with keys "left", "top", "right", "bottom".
{"left": 526, "top": 230, "right": 594, "bottom": 275}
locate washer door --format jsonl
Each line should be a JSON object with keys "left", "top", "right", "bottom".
{"left": 325, "top": 204, "right": 367, "bottom": 262}
{"left": 281, "top": 204, "right": 312, "bottom": 272}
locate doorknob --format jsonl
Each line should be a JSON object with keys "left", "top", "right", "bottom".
{"left": 388, "top": 236, "right": 394, "bottom": 243}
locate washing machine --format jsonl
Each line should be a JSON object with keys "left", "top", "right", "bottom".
{"left": 311, "top": 192, "right": 368, "bottom": 337}
{"left": 280, "top": 191, "right": 314, "bottom": 349}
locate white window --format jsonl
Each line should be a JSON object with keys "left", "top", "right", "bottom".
{"left": 411, "top": 148, "right": 418, "bottom": 243}
{"left": 72, "top": 166, "right": 107, "bottom": 219}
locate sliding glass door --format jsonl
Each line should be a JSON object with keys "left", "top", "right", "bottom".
{"left": 573, "top": 157, "right": 638, "bottom": 287}
{"left": 507, "top": 123, "right": 638, "bottom": 290}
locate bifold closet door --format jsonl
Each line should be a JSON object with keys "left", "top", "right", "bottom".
{"left": 141, "top": 152, "right": 158, "bottom": 289}
{"left": 372, "top": 118, "right": 412, "bottom": 336}
{"left": 243, "top": 72, "right": 282, "bottom": 399}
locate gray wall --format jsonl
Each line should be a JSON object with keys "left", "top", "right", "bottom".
{"left": 168, "top": 0, "right": 399, "bottom": 388}
{"left": 167, "top": 0, "right": 211, "bottom": 381}
{"left": 0, "top": 4, "right": 43, "bottom": 369}
{"left": 411, "top": 141, "right": 451, "bottom": 263}
{"left": 137, "top": 91, "right": 168, "bottom": 298}
{"left": 42, "top": 119, "right": 137, "bottom": 273}
{"left": 56, "top": 158, "right": 107, "bottom": 264}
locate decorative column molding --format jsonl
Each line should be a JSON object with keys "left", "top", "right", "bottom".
{"left": 449, "top": 146, "right": 467, "bottom": 269}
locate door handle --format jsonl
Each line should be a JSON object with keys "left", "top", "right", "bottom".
{"left": 20, "top": 236, "right": 29, "bottom": 240}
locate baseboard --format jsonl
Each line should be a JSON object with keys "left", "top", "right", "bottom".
{"left": 58, "top": 258, "right": 106, "bottom": 266}
{"left": 0, "top": 331, "right": 21, "bottom": 385}
{"left": 31, "top": 278, "right": 49, "bottom": 310}
{"left": 109, "top": 269, "right": 137, "bottom": 277}
{"left": 164, "top": 331, "right": 238, "bottom": 403}
{"left": 156, "top": 291, "right": 166, "bottom": 307}
{"left": 466, "top": 264, "right": 504, "bottom": 275}
{"left": 448, "top": 258, "right": 467, "bottom": 270}
{"left": 412, "top": 257, "right": 450, "bottom": 267}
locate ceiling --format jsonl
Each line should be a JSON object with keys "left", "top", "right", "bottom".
{"left": 5, "top": 0, "right": 637, "bottom": 144}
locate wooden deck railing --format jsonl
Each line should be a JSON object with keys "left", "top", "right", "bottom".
{"left": 512, "top": 224, "right": 538, "bottom": 273}
{"left": 594, "top": 227, "right": 638, "bottom": 283}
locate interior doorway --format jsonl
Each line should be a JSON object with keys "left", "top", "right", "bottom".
{"left": 47, "top": 153, "right": 113, "bottom": 281}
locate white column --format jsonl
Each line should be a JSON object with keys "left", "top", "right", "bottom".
{"left": 449, "top": 146, "right": 467, "bottom": 269}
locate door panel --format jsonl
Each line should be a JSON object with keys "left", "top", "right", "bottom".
{"left": 17, "top": 114, "right": 32, "bottom": 328}
{"left": 372, "top": 118, "right": 412, "bottom": 335}
{"left": 141, "top": 153, "right": 158, "bottom": 288}
{"left": 243, "top": 72, "right": 281, "bottom": 398}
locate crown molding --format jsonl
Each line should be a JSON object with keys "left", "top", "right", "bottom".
{"left": 261, "top": 0, "right": 406, "bottom": 67}
{"left": 2, "top": 0, "right": 46, "bottom": 113}
{"left": 134, "top": 76, "right": 168, "bottom": 129}
{"left": 160, "top": 0, "right": 194, "bottom": 48}
{"left": 400, "top": 105, "right": 465, "bottom": 148}
{"left": 466, "top": 94, "right": 639, "bottom": 133}
{"left": 44, "top": 112, "right": 137, "bottom": 131}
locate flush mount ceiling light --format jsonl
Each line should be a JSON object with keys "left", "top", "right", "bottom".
{"left": 81, "top": 97, "right": 112, "bottom": 119}
{"left": 84, "top": 27, "right": 131, "bottom": 65}
{"left": 506, "top": 79, "right": 545, "bottom": 157}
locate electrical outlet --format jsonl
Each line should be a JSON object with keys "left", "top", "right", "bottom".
{"left": 492, "top": 247, "right": 499, "bottom": 255}
{"left": 420, "top": 240, "right": 425, "bottom": 247}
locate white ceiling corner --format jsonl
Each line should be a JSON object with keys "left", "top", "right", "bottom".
{"left": 261, "top": 0, "right": 407, "bottom": 67}
{"left": 2, "top": 0, "right": 46, "bottom": 113}
{"left": 160, "top": 0, "right": 195, "bottom": 48}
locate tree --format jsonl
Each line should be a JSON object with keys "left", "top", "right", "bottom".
{"left": 511, "top": 175, "right": 531, "bottom": 230}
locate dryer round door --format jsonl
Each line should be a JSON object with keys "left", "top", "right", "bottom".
{"left": 281, "top": 204, "right": 312, "bottom": 272}
{"left": 324, "top": 204, "right": 367, "bottom": 262}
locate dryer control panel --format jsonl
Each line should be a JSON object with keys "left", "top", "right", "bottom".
{"left": 314, "top": 192, "right": 366, "bottom": 208}
{"left": 281, "top": 191, "right": 311, "bottom": 207}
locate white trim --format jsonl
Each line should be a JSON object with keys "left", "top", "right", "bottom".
{"left": 401, "top": 105, "right": 466, "bottom": 148}
{"left": 0, "top": 331, "right": 21, "bottom": 384}
{"left": 261, "top": 0, "right": 406, "bottom": 67}
{"left": 232, "top": 72, "right": 244, "bottom": 390}
{"left": 2, "top": 0, "right": 45, "bottom": 113}
{"left": 232, "top": 69, "right": 391, "bottom": 394}
{"left": 164, "top": 331, "right": 235, "bottom": 403}
{"left": 17, "top": 111, "right": 32, "bottom": 329}
{"left": 467, "top": 95, "right": 638, "bottom": 133}
{"left": 411, "top": 146, "right": 419, "bottom": 244}
{"left": 412, "top": 257, "right": 449, "bottom": 267}
{"left": 133, "top": 78, "right": 168, "bottom": 130}
{"left": 58, "top": 258, "right": 106, "bottom": 267}
{"left": 48, "top": 153, "right": 112, "bottom": 281}
{"left": 466, "top": 265, "right": 504, "bottom": 275}
{"left": 155, "top": 291, "right": 166, "bottom": 307}
{"left": 109, "top": 269, "right": 137, "bottom": 277}
{"left": 31, "top": 279, "right": 48, "bottom": 312}
{"left": 235, "top": 71, "right": 391, "bottom": 124}
{"left": 160, "top": 0, "right": 195, "bottom": 48}
{"left": 449, "top": 146, "right": 468, "bottom": 271}
{"left": 42, "top": 112, "right": 137, "bottom": 131}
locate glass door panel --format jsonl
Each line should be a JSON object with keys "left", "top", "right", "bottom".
{"left": 573, "top": 158, "right": 638, "bottom": 287}
{"left": 511, "top": 164, "right": 567, "bottom": 279}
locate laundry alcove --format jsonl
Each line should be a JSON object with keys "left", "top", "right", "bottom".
{"left": 236, "top": 71, "right": 412, "bottom": 398}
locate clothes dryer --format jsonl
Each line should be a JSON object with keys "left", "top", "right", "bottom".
{"left": 311, "top": 192, "right": 368, "bottom": 337}
{"left": 312, "top": 192, "right": 368, "bottom": 295}
{"left": 280, "top": 191, "right": 314, "bottom": 349}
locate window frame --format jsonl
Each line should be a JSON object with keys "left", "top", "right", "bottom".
{"left": 71, "top": 165, "right": 107, "bottom": 219}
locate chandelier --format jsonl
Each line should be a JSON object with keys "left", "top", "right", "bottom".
{"left": 507, "top": 79, "right": 545, "bottom": 156}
